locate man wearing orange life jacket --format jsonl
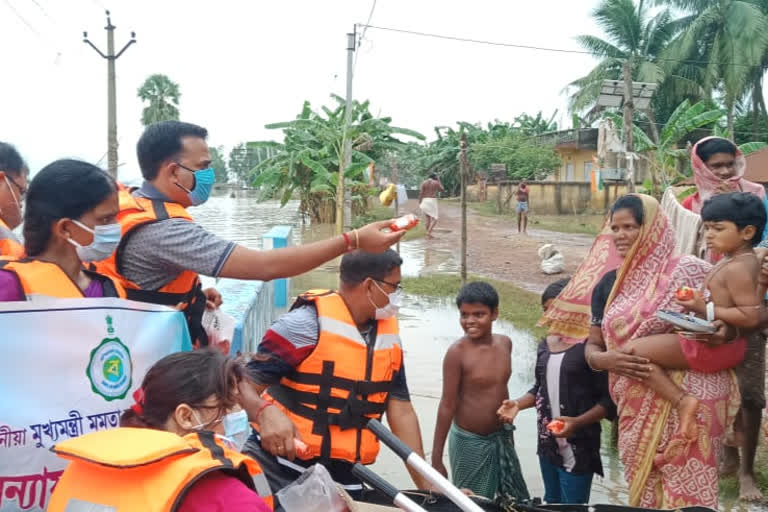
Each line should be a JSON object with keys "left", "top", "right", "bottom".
{"left": 0, "top": 142, "right": 28, "bottom": 259}
{"left": 49, "top": 351, "right": 274, "bottom": 512}
{"left": 93, "top": 120, "right": 404, "bottom": 348}
{"left": 243, "top": 249, "right": 430, "bottom": 500}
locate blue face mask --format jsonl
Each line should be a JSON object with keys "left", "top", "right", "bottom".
{"left": 221, "top": 409, "right": 250, "bottom": 452}
{"left": 177, "top": 166, "right": 216, "bottom": 206}
{"left": 67, "top": 220, "right": 122, "bottom": 263}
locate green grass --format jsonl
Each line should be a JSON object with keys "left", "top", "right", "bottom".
{"left": 352, "top": 206, "right": 425, "bottom": 241}
{"left": 403, "top": 273, "right": 545, "bottom": 337}
{"left": 718, "top": 441, "right": 768, "bottom": 499}
{"left": 470, "top": 200, "right": 605, "bottom": 235}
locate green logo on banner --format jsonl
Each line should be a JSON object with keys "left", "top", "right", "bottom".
{"left": 87, "top": 315, "right": 133, "bottom": 401}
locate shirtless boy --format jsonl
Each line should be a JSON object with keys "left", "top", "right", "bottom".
{"left": 419, "top": 174, "right": 444, "bottom": 239}
{"left": 431, "top": 282, "right": 529, "bottom": 501}
{"left": 620, "top": 192, "right": 766, "bottom": 440}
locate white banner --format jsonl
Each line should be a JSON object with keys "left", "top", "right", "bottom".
{"left": 0, "top": 298, "right": 192, "bottom": 511}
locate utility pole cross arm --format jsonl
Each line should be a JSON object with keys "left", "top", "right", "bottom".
{"left": 83, "top": 10, "right": 136, "bottom": 180}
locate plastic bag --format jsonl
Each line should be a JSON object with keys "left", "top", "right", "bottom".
{"left": 379, "top": 184, "right": 397, "bottom": 206}
{"left": 201, "top": 308, "right": 236, "bottom": 354}
{"left": 538, "top": 244, "right": 565, "bottom": 275}
{"left": 396, "top": 184, "right": 408, "bottom": 206}
{"left": 277, "top": 464, "right": 348, "bottom": 512}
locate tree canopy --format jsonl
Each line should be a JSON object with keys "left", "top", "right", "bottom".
{"left": 248, "top": 95, "right": 423, "bottom": 221}
{"left": 137, "top": 74, "right": 181, "bottom": 126}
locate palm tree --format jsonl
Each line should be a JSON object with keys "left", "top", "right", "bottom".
{"left": 137, "top": 74, "right": 181, "bottom": 126}
{"left": 658, "top": 0, "right": 768, "bottom": 137}
{"left": 743, "top": 0, "right": 768, "bottom": 137}
{"left": 566, "top": 0, "right": 690, "bottom": 137}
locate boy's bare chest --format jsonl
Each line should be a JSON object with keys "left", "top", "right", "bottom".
{"left": 704, "top": 257, "right": 757, "bottom": 307}
{"left": 705, "top": 271, "right": 733, "bottom": 307}
{"left": 462, "top": 348, "right": 511, "bottom": 387}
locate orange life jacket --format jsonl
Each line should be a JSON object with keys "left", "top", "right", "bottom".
{"left": 0, "top": 217, "right": 24, "bottom": 259}
{"left": 262, "top": 290, "right": 403, "bottom": 464}
{"left": 0, "top": 258, "right": 126, "bottom": 299}
{"left": 48, "top": 427, "right": 273, "bottom": 511}
{"left": 91, "top": 189, "right": 208, "bottom": 346}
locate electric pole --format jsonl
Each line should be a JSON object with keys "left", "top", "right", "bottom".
{"left": 84, "top": 11, "right": 136, "bottom": 179}
{"left": 336, "top": 30, "right": 356, "bottom": 235}
{"left": 622, "top": 60, "right": 635, "bottom": 193}
{"left": 459, "top": 132, "right": 469, "bottom": 285}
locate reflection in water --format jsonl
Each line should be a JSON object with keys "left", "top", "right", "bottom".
{"left": 191, "top": 193, "right": 302, "bottom": 249}
{"left": 194, "top": 194, "right": 755, "bottom": 509}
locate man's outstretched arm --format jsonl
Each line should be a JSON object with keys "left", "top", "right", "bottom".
{"left": 219, "top": 220, "right": 404, "bottom": 281}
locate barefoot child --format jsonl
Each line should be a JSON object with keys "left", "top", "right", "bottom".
{"left": 497, "top": 279, "right": 616, "bottom": 504}
{"left": 431, "top": 282, "right": 529, "bottom": 501}
{"left": 620, "top": 192, "right": 766, "bottom": 440}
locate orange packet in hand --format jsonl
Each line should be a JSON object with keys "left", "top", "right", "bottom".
{"left": 294, "top": 438, "right": 312, "bottom": 458}
{"left": 389, "top": 214, "right": 419, "bottom": 232}
{"left": 546, "top": 420, "right": 564, "bottom": 434}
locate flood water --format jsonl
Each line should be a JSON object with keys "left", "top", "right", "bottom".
{"left": 194, "top": 191, "right": 755, "bottom": 510}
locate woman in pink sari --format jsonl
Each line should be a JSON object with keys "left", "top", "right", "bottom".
{"left": 682, "top": 137, "right": 766, "bottom": 215}
{"left": 682, "top": 136, "right": 768, "bottom": 502}
{"left": 541, "top": 194, "right": 740, "bottom": 509}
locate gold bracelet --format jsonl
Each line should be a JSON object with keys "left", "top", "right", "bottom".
{"left": 353, "top": 229, "right": 359, "bottom": 249}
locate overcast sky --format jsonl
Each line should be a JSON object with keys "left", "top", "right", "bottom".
{"left": 1, "top": 0, "right": 601, "bottom": 181}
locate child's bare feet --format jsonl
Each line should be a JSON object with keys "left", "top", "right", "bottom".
{"left": 677, "top": 395, "right": 699, "bottom": 440}
{"left": 739, "top": 472, "right": 764, "bottom": 502}
{"left": 719, "top": 446, "right": 740, "bottom": 476}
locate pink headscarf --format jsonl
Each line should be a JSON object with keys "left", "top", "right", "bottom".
{"left": 690, "top": 136, "right": 765, "bottom": 213}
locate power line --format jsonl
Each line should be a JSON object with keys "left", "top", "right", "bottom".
{"left": 3, "top": 0, "right": 64, "bottom": 60}
{"left": 29, "top": 0, "right": 55, "bottom": 23}
{"left": 357, "top": 23, "right": 761, "bottom": 69}
{"left": 3, "top": 0, "right": 43, "bottom": 38}
{"left": 359, "top": 0, "right": 377, "bottom": 44}
{"left": 354, "top": 0, "right": 377, "bottom": 69}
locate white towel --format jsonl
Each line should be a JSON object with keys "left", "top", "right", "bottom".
{"left": 420, "top": 197, "right": 439, "bottom": 219}
{"left": 661, "top": 187, "right": 701, "bottom": 256}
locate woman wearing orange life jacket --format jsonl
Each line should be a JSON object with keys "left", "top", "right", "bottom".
{"left": 48, "top": 350, "right": 274, "bottom": 512}
{"left": 0, "top": 159, "right": 127, "bottom": 300}
{"left": 0, "top": 142, "right": 28, "bottom": 259}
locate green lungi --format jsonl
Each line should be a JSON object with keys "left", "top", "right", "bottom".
{"left": 448, "top": 422, "right": 530, "bottom": 501}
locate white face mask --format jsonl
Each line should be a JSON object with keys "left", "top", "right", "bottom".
{"left": 66, "top": 220, "right": 122, "bottom": 263}
{"left": 368, "top": 281, "right": 403, "bottom": 320}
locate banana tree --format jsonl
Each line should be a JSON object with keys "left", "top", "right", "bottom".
{"left": 248, "top": 97, "right": 423, "bottom": 223}
{"left": 513, "top": 111, "right": 558, "bottom": 135}
{"left": 603, "top": 99, "right": 724, "bottom": 193}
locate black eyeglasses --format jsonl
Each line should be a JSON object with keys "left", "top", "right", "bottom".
{"left": 175, "top": 161, "right": 208, "bottom": 173}
{"left": 375, "top": 279, "right": 403, "bottom": 292}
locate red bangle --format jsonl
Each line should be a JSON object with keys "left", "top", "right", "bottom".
{"left": 342, "top": 232, "right": 353, "bottom": 252}
{"left": 254, "top": 400, "right": 274, "bottom": 422}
